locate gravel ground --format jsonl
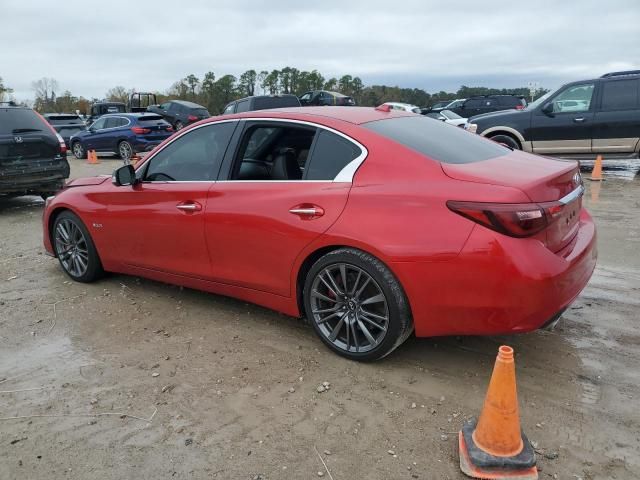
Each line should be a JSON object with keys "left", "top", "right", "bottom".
{"left": 0, "top": 155, "right": 639, "bottom": 480}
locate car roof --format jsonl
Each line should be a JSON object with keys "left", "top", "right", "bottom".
{"left": 383, "top": 102, "right": 419, "bottom": 108}
{"left": 208, "top": 106, "right": 413, "bottom": 125}
{"left": 100, "top": 112, "right": 164, "bottom": 118}
{"left": 43, "top": 113, "right": 80, "bottom": 117}
{"left": 171, "top": 100, "right": 206, "bottom": 108}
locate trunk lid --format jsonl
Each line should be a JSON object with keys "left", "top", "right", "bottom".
{"left": 441, "top": 150, "right": 583, "bottom": 252}
{"left": 0, "top": 132, "right": 59, "bottom": 165}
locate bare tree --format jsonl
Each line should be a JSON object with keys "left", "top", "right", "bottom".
{"left": 32, "top": 77, "right": 59, "bottom": 112}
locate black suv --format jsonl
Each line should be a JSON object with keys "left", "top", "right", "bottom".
{"left": 148, "top": 100, "right": 210, "bottom": 130}
{"left": 0, "top": 104, "right": 70, "bottom": 198}
{"left": 87, "top": 102, "right": 126, "bottom": 124}
{"left": 466, "top": 71, "right": 640, "bottom": 156}
{"left": 43, "top": 113, "right": 86, "bottom": 147}
{"left": 447, "top": 95, "right": 526, "bottom": 117}
{"left": 299, "top": 90, "right": 356, "bottom": 106}
{"left": 223, "top": 94, "right": 301, "bottom": 114}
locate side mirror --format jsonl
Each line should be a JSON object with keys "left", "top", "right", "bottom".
{"left": 112, "top": 164, "right": 137, "bottom": 186}
{"left": 541, "top": 102, "right": 554, "bottom": 115}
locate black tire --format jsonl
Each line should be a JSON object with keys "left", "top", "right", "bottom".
{"left": 72, "top": 141, "right": 86, "bottom": 159}
{"left": 489, "top": 133, "right": 521, "bottom": 150}
{"left": 52, "top": 211, "right": 104, "bottom": 283}
{"left": 303, "top": 248, "right": 413, "bottom": 361}
{"left": 118, "top": 140, "right": 133, "bottom": 163}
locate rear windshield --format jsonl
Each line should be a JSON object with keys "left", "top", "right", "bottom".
{"left": 47, "top": 115, "right": 83, "bottom": 124}
{"left": 362, "top": 116, "right": 509, "bottom": 164}
{"left": 192, "top": 108, "right": 209, "bottom": 116}
{"left": 138, "top": 115, "right": 165, "bottom": 122}
{"left": 0, "top": 108, "right": 47, "bottom": 135}
{"left": 254, "top": 97, "right": 301, "bottom": 110}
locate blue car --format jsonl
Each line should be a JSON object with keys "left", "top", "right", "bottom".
{"left": 70, "top": 113, "right": 174, "bottom": 162}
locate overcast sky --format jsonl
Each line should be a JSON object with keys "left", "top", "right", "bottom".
{"left": 1, "top": 0, "right": 639, "bottom": 102}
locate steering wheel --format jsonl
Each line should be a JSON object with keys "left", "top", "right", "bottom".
{"left": 146, "top": 172, "right": 176, "bottom": 182}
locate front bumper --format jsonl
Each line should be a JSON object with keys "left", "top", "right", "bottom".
{"left": 392, "top": 209, "right": 597, "bottom": 337}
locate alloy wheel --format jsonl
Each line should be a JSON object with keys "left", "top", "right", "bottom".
{"left": 119, "top": 142, "right": 132, "bottom": 162}
{"left": 54, "top": 218, "right": 89, "bottom": 278}
{"left": 73, "top": 142, "right": 84, "bottom": 158}
{"left": 310, "top": 263, "right": 389, "bottom": 353}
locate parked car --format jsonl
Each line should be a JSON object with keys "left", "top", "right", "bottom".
{"left": 147, "top": 100, "right": 210, "bottom": 130}
{"left": 43, "top": 113, "right": 87, "bottom": 147}
{"left": 69, "top": 113, "right": 173, "bottom": 162}
{"left": 465, "top": 70, "right": 640, "bottom": 155}
{"left": 378, "top": 102, "right": 422, "bottom": 113}
{"left": 447, "top": 95, "right": 527, "bottom": 117}
{"left": 299, "top": 90, "right": 356, "bottom": 106}
{"left": 87, "top": 102, "right": 126, "bottom": 124}
{"left": 223, "top": 94, "right": 301, "bottom": 114}
{"left": 43, "top": 107, "right": 595, "bottom": 361}
{"left": 1, "top": 104, "right": 69, "bottom": 198}
{"left": 429, "top": 100, "right": 453, "bottom": 110}
{"left": 423, "top": 109, "right": 468, "bottom": 127}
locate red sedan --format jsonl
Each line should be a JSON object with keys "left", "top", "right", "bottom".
{"left": 42, "top": 107, "right": 597, "bottom": 361}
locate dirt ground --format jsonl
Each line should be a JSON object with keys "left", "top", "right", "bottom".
{"left": 1, "top": 155, "right": 639, "bottom": 480}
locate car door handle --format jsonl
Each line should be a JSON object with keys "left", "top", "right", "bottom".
{"left": 176, "top": 201, "right": 202, "bottom": 212}
{"left": 289, "top": 204, "right": 325, "bottom": 218}
{"left": 573, "top": 117, "right": 586, "bottom": 123}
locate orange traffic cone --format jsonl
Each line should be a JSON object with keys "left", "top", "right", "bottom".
{"left": 589, "top": 155, "right": 603, "bottom": 181}
{"left": 130, "top": 152, "right": 141, "bottom": 166}
{"left": 87, "top": 150, "right": 99, "bottom": 164}
{"left": 459, "top": 346, "right": 537, "bottom": 479}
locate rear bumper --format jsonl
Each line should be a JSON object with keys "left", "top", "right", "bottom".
{"left": 392, "top": 209, "right": 597, "bottom": 337}
{"left": 0, "top": 159, "right": 70, "bottom": 194}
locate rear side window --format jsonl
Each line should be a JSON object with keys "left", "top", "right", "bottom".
{"left": 0, "top": 109, "right": 48, "bottom": 134}
{"left": 235, "top": 100, "right": 250, "bottom": 113}
{"left": 600, "top": 79, "right": 639, "bottom": 111}
{"left": 192, "top": 108, "right": 210, "bottom": 117}
{"left": 363, "top": 116, "right": 509, "bottom": 164}
{"left": 306, "top": 130, "right": 361, "bottom": 180}
{"left": 463, "top": 99, "right": 482, "bottom": 108}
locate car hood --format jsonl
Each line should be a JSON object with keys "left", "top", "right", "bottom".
{"left": 65, "top": 176, "right": 110, "bottom": 188}
{"left": 469, "top": 109, "right": 528, "bottom": 123}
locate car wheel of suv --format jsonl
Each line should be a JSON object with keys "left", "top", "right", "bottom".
{"left": 303, "top": 248, "right": 413, "bottom": 361}
{"left": 118, "top": 141, "right": 133, "bottom": 163}
{"left": 175, "top": 121, "right": 184, "bottom": 131}
{"left": 489, "top": 134, "right": 521, "bottom": 150}
{"left": 52, "top": 211, "right": 104, "bottom": 283}
{"left": 72, "top": 141, "right": 86, "bottom": 159}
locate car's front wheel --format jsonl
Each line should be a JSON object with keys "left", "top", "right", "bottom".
{"left": 72, "top": 141, "right": 86, "bottom": 159}
{"left": 303, "top": 248, "right": 413, "bottom": 361}
{"left": 118, "top": 140, "right": 133, "bottom": 163}
{"left": 52, "top": 211, "right": 104, "bottom": 282}
{"left": 489, "top": 133, "right": 521, "bottom": 150}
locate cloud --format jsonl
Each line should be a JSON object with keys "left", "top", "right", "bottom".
{"left": 1, "top": 0, "right": 638, "bottom": 101}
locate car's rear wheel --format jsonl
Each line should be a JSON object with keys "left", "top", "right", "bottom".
{"left": 72, "top": 141, "right": 86, "bottom": 159}
{"left": 489, "top": 133, "right": 521, "bottom": 150}
{"left": 303, "top": 248, "right": 413, "bottom": 361}
{"left": 175, "top": 121, "right": 184, "bottom": 131}
{"left": 52, "top": 211, "right": 104, "bottom": 283}
{"left": 118, "top": 140, "right": 133, "bottom": 163}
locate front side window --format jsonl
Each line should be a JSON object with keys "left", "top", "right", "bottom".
{"left": 231, "top": 123, "right": 316, "bottom": 180}
{"left": 224, "top": 103, "right": 236, "bottom": 114}
{"left": 90, "top": 118, "right": 106, "bottom": 130}
{"left": 160, "top": 102, "right": 172, "bottom": 110}
{"left": 104, "top": 117, "right": 123, "bottom": 129}
{"left": 300, "top": 92, "right": 312, "bottom": 102}
{"left": 549, "top": 83, "right": 595, "bottom": 113}
{"left": 306, "top": 130, "right": 362, "bottom": 180}
{"left": 142, "top": 122, "right": 236, "bottom": 182}
{"left": 600, "top": 79, "right": 639, "bottom": 111}
{"left": 463, "top": 99, "right": 482, "bottom": 108}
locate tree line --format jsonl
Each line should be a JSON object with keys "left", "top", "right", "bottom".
{"left": 1, "top": 68, "right": 549, "bottom": 115}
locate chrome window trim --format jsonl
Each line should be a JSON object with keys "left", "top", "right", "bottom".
{"left": 93, "top": 116, "right": 132, "bottom": 131}
{"left": 558, "top": 184, "right": 585, "bottom": 205}
{"left": 135, "top": 117, "right": 368, "bottom": 184}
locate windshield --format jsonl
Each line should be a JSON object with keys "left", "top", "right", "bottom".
{"left": 440, "top": 109, "right": 462, "bottom": 120}
{"left": 526, "top": 90, "right": 554, "bottom": 110}
{"left": 0, "top": 108, "right": 46, "bottom": 135}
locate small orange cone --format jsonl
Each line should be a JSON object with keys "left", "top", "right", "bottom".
{"left": 459, "top": 346, "right": 537, "bottom": 479}
{"left": 87, "top": 150, "right": 99, "bottom": 164}
{"left": 589, "top": 155, "right": 603, "bottom": 181}
{"left": 130, "top": 152, "right": 141, "bottom": 167}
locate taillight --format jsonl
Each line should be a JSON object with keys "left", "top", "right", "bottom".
{"left": 515, "top": 105, "right": 525, "bottom": 110}
{"left": 187, "top": 115, "right": 198, "bottom": 122}
{"left": 131, "top": 126, "right": 151, "bottom": 134}
{"left": 35, "top": 111, "right": 66, "bottom": 154}
{"left": 447, "top": 201, "right": 551, "bottom": 238}
{"left": 165, "top": 125, "right": 174, "bottom": 132}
